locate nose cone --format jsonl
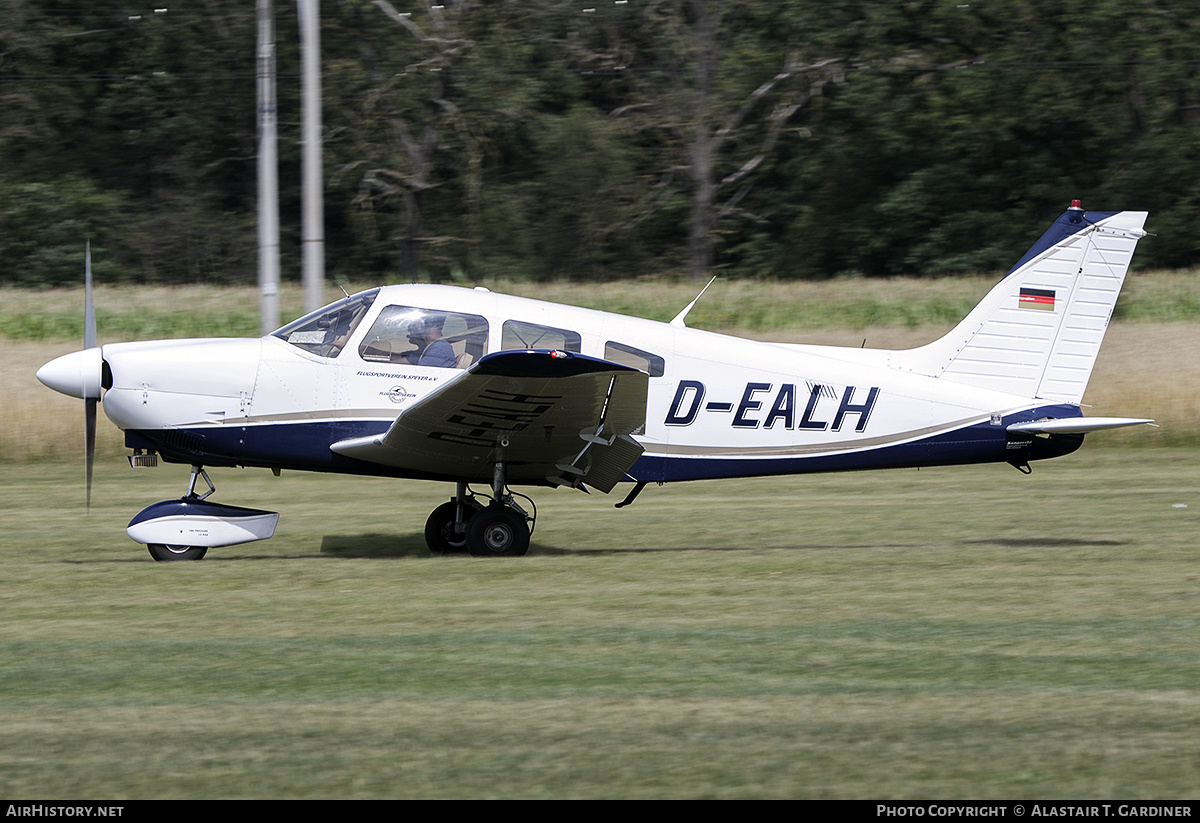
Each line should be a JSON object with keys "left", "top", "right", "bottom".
{"left": 36, "top": 348, "right": 104, "bottom": 399}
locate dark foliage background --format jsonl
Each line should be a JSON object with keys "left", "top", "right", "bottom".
{"left": 2, "top": 0, "right": 1196, "bottom": 286}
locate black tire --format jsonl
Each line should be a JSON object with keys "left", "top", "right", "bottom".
{"left": 466, "top": 505, "right": 530, "bottom": 557}
{"left": 147, "top": 543, "right": 208, "bottom": 562}
{"left": 424, "top": 499, "right": 482, "bottom": 553}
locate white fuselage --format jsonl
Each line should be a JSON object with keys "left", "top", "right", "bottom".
{"left": 91, "top": 284, "right": 1066, "bottom": 484}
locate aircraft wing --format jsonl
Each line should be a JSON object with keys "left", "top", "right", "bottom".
{"left": 330, "top": 350, "right": 648, "bottom": 492}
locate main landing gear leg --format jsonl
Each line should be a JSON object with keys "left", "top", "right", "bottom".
{"left": 468, "top": 461, "right": 531, "bottom": 557}
{"left": 423, "top": 463, "right": 533, "bottom": 557}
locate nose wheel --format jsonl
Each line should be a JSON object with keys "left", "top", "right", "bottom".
{"left": 147, "top": 544, "right": 208, "bottom": 562}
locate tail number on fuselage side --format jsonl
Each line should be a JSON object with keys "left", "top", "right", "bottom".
{"left": 664, "top": 380, "right": 880, "bottom": 432}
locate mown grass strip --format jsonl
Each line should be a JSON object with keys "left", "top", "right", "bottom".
{"left": 1, "top": 454, "right": 1197, "bottom": 797}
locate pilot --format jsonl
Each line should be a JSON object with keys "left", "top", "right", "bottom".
{"left": 327, "top": 301, "right": 370, "bottom": 356}
{"left": 406, "top": 314, "right": 456, "bottom": 368}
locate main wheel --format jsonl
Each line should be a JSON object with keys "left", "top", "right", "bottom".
{"left": 424, "top": 499, "right": 482, "bottom": 553}
{"left": 466, "top": 505, "right": 530, "bottom": 557}
{"left": 147, "top": 543, "right": 208, "bottom": 562}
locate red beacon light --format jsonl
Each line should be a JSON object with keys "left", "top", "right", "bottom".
{"left": 1069, "top": 199, "right": 1083, "bottom": 211}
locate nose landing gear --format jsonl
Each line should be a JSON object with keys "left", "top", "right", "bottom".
{"left": 127, "top": 465, "right": 280, "bottom": 561}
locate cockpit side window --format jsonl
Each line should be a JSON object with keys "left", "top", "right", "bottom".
{"left": 604, "top": 341, "right": 665, "bottom": 377}
{"left": 272, "top": 289, "right": 379, "bottom": 358}
{"left": 501, "top": 320, "right": 582, "bottom": 353}
{"left": 358, "top": 306, "right": 489, "bottom": 369}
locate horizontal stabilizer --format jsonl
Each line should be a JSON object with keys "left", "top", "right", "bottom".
{"left": 1006, "top": 417, "right": 1154, "bottom": 434}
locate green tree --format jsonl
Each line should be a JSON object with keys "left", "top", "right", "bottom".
{"left": 569, "top": 0, "right": 843, "bottom": 280}
{"left": 0, "top": 178, "right": 126, "bottom": 286}
{"left": 0, "top": 2, "right": 264, "bottom": 284}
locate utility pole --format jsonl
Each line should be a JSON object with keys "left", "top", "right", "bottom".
{"left": 299, "top": 0, "right": 325, "bottom": 313}
{"left": 257, "top": 0, "right": 281, "bottom": 334}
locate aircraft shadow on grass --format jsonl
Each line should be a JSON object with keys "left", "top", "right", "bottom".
{"left": 317, "top": 533, "right": 929, "bottom": 557}
{"left": 320, "top": 533, "right": 434, "bottom": 558}
{"left": 962, "top": 537, "right": 1127, "bottom": 548}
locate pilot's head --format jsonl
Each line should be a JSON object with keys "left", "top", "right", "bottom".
{"left": 409, "top": 314, "right": 444, "bottom": 346}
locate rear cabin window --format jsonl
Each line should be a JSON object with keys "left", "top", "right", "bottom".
{"left": 604, "top": 341, "right": 665, "bottom": 377}
{"left": 358, "top": 306, "right": 489, "bottom": 369}
{"left": 501, "top": 320, "right": 582, "bottom": 353}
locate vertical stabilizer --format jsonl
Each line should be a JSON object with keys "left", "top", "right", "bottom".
{"left": 890, "top": 204, "right": 1148, "bottom": 403}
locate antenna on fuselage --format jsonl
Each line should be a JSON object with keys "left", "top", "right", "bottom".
{"left": 670, "top": 276, "right": 717, "bottom": 328}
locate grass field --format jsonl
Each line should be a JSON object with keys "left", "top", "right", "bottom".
{"left": 1, "top": 451, "right": 1199, "bottom": 798}
{"left": 3, "top": 277, "right": 1199, "bottom": 797}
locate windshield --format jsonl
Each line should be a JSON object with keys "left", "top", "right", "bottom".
{"left": 271, "top": 289, "right": 379, "bottom": 358}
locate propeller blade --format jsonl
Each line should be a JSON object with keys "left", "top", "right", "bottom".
{"left": 85, "top": 397, "right": 97, "bottom": 512}
{"left": 84, "top": 241, "right": 97, "bottom": 511}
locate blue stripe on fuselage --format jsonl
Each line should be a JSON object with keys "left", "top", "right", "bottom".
{"left": 125, "top": 405, "right": 1081, "bottom": 484}
{"left": 632, "top": 405, "right": 1082, "bottom": 482}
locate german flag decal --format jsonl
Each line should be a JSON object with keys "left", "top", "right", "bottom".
{"left": 1019, "top": 287, "right": 1056, "bottom": 311}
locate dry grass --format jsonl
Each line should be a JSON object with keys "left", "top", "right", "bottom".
{"left": 1086, "top": 323, "right": 1200, "bottom": 443}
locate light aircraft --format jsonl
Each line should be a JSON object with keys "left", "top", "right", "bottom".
{"left": 37, "top": 202, "right": 1153, "bottom": 560}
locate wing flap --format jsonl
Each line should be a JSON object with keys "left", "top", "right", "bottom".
{"left": 331, "top": 350, "right": 648, "bottom": 492}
